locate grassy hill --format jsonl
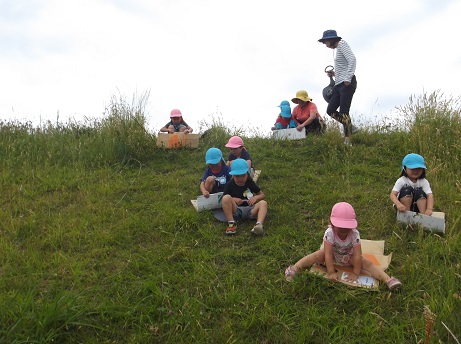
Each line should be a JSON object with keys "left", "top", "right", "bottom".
{"left": 1, "top": 92, "right": 460, "bottom": 343}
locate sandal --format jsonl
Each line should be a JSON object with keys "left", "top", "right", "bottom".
{"left": 285, "top": 265, "right": 298, "bottom": 282}
{"left": 386, "top": 277, "right": 402, "bottom": 291}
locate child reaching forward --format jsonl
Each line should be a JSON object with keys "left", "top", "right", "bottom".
{"left": 200, "top": 148, "right": 231, "bottom": 198}
{"left": 390, "top": 153, "right": 434, "bottom": 216}
{"left": 222, "top": 158, "right": 267, "bottom": 236}
{"left": 285, "top": 202, "right": 402, "bottom": 291}
{"left": 160, "top": 109, "right": 193, "bottom": 133}
{"left": 271, "top": 100, "right": 297, "bottom": 130}
{"left": 225, "top": 135, "right": 255, "bottom": 178}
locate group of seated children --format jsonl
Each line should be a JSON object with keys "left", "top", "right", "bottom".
{"left": 272, "top": 90, "right": 325, "bottom": 134}
{"left": 165, "top": 104, "right": 432, "bottom": 292}
{"left": 283, "top": 152, "right": 433, "bottom": 291}
{"left": 200, "top": 136, "right": 266, "bottom": 237}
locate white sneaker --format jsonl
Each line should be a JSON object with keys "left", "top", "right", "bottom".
{"left": 251, "top": 223, "right": 264, "bottom": 236}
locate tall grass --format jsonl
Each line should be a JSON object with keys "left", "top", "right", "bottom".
{"left": 0, "top": 91, "right": 460, "bottom": 343}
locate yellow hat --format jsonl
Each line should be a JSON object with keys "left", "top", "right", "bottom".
{"left": 292, "top": 90, "right": 312, "bottom": 103}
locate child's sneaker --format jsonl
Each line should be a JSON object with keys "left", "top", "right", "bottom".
{"left": 225, "top": 222, "right": 237, "bottom": 235}
{"left": 386, "top": 277, "right": 402, "bottom": 291}
{"left": 251, "top": 223, "right": 264, "bottom": 236}
{"left": 285, "top": 265, "right": 298, "bottom": 282}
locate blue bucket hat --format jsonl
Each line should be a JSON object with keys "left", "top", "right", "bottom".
{"left": 280, "top": 105, "right": 292, "bottom": 118}
{"left": 205, "top": 147, "right": 223, "bottom": 164}
{"left": 277, "top": 100, "right": 290, "bottom": 108}
{"left": 402, "top": 153, "right": 426, "bottom": 170}
{"left": 318, "top": 29, "right": 342, "bottom": 42}
{"left": 229, "top": 158, "right": 249, "bottom": 175}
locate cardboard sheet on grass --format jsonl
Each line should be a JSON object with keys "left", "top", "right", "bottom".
{"left": 191, "top": 170, "right": 261, "bottom": 212}
{"left": 309, "top": 239, "right": 392, "bottom": 289}
{"left": 156, "top": 132, "right": 200, "bottom": 148}
{"left": 396, "top": 210, "right": 445, "bottom": 234}
{"left": 272, "top": 128, "right": 306, "bottom": 140}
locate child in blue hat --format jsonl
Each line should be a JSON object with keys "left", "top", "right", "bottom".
{"left": 222, "top": 158, "right": 267, "bottom": 236}
{"left": 272, "top": 100, "right": 297, "bottom": 130}
{"left": 390, "top": 153, "right": 434, "bottom": 215}
{"left": 200, "top": 148, "right": 231, "bottom": 198}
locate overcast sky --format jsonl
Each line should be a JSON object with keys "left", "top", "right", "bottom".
{"left": 1, "top": 0, "right": 460, "bottom": 135}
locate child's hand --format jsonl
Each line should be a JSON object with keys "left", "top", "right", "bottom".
{"left": 202, "top": 191, "right": 210, "bottom": 198}
{"left": 344, "top": 272, "right": 359, "bottom": 283}
{"left": 396, "top": 203, "right": 406, "bottom": 212}
{"left": 247, "top": 197, "right": 257, "bottom": 206}
{"left": 425, "top": 209, "right": 433, "bottom": 216}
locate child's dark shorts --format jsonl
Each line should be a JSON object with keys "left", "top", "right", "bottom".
{"left": 398, "top": 186, "right": 427, "bottom": 212}
{"left": 233, "top": 206, "right": 255, "bottom": 221}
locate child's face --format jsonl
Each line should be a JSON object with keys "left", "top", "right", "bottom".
{"left": 171, "top": 117, "right": 182, "bottom": 123}
{"left": 229, "top": 146, "right": 243, "bottom": 156}
{"left": 233, "top": 173, "right": 247, "bottom": 186}
{"left": 405, "top": 167, "right": 424, "bottom": 181}
{"left": 208, "top": 161, "right": 221, "bottom": 172}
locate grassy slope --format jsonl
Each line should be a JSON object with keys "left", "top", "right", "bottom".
{"left": 0, "top": 93, "right": 460, "bottom": 343}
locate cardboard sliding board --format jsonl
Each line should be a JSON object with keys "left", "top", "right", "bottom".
{"left": 309, "top": 239, "right": 393, "bottom": 289}
{"left": 191, "top": 170, "right": 261, "bottom": 212}
{"left": 396, "top": 210, "right": 446, "bottom": 234}
{"left": 272, "top": 128, "right": 306, "bottom": 140}
{"left": 156, "top": 132, "right": 200, "bottom": 148}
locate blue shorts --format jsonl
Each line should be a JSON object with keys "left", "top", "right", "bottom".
{"left": 233, "top": 206, "right": 255, "bottom": 221}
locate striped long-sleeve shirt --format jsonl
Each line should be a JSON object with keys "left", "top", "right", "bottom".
{"left": 334, "top": 40, "right": 356, "bottom": 85}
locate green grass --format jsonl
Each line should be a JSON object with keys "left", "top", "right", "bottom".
{"left": 0, "top": 91, "right": 460, "bottom": 343}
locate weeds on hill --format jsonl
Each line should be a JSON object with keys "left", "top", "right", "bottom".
{"left": 0, "top": 91, "right": 460, "bottom": 343}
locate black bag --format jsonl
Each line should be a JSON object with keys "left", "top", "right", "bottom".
{"left": 322, "top": 65, "right": 335, "bottom": 103}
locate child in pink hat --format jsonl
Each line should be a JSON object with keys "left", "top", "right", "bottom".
{"left": 160, "top": 109, "right": 193, "bottom": 133}
{"left": 225, "top": 136, "right": 254, "bottom": 176}
{"left": 284, "top": 202, "right": 402, "bottom": 291}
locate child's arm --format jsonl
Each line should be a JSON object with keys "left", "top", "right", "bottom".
{"left": 246, "top": 160, "right": 252, "bottom": 170}
{"left": 425, "top": 193, "right": 434, "bottom": 216}
{"left": 323, "top": 243, "right": 337, "bottom": 281}
{"left": 248, "top": 190, "right": 264, "bottom": 206}
{"left": 390, "top": 190, "right": 406, "bottom": 211}
{"left": 351, "top": 245, "right": 362, "bottom": 279}
{"left": 342, "top": 245, "right": 362, "bottom": 283}
{"left": 200, "top": 181, "right": 210, "bottom": 198}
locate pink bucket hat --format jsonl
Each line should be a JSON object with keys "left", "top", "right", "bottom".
{"left": 225, "top": 136, "right": 244, "bottom": 148}
{"left": 330, "top": 202, "right": 357, "bottom": 229}
{"left": 170, "top": 109, "right": 182, "bottom": 118}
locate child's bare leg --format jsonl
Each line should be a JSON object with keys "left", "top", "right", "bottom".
{"left": 251, "top": 200, "right": 267, "bottom": 223}
{"left": 416, "top": 198, "right": 427, "bottom": 213}
{"left": 399, "top": 196, "right": 413, "bottom": 211}
{"left": 222, "top": 195, "right": 237, "bottom": 222}
{"left": 293, "top": 250, "right": 325, "bottom": 271}
{"left": 361, "top": 256, "right": 391, "bottom": 283}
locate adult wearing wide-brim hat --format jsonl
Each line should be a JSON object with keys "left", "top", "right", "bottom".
{"left": 318, "top": 29, "right": 357, "bottom": 145}
{"left": 291, "top": 90, "right": 325, "bottom": 134}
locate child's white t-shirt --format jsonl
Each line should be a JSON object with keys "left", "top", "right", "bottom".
{"left": 392, "top": 176, "right": 432, "bottom": 194}
{"left": 323, "top": 226, "right": 360, "bottom": 266}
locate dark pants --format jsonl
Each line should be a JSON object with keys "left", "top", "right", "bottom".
{"left": 305, "top": 117, "right": 325, "bottom": 134}
{"left": 327, "top": 75, "right": 357, "bottom": 137}
{"left": 398, "top": 186, "right": 427, "bottom": 213}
